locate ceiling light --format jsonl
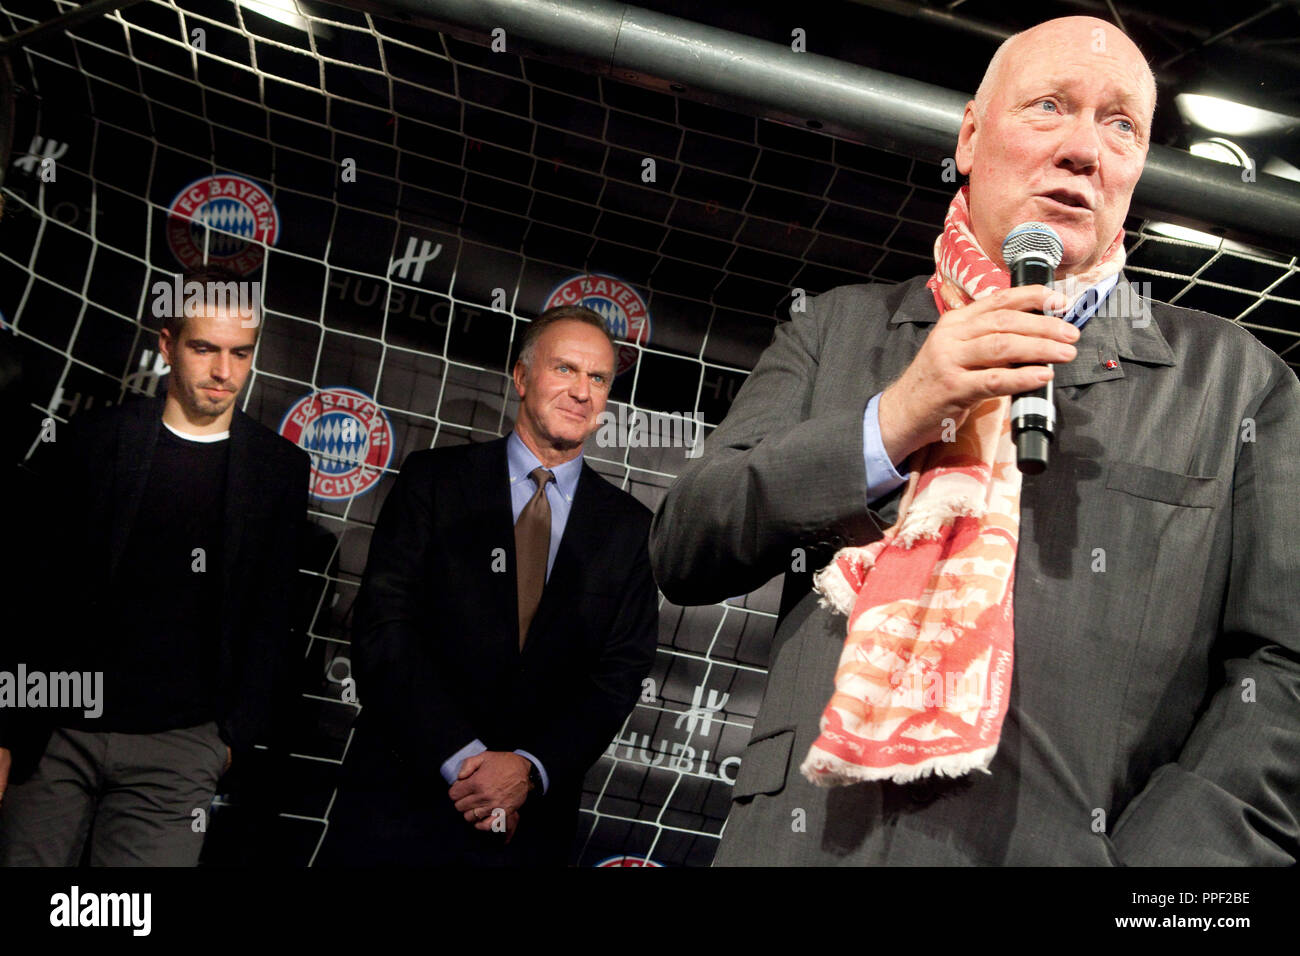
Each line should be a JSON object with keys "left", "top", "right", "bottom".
{"left": 1144, "top": 222, "right": 1259, "bottom": 256}
{"left": 240, "top": 0, "right": 309, "bottom": 31}
{"left": 1189, "top": 137, "right": 1256, "bottom": 179}
{"left": 1175, "top": 93, "right": 1299, "bottom": 137}
{"left": 1262, "top": 157, "right": 1300, "bottom": 183}
{"left": 1146, "top": 222, "right": 1222, "bottom": 246}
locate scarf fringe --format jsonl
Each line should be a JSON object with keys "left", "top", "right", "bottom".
{"left": 812, "top": 493, "right": 987, "bottom": 619}
{"left": 800, "top": 745, "right": 999, "bottom": 787}
{"left": 894, "top": 494, "right": 985, "bottom": 547}
{"left": 813, "top": 562, "right": 862, "bottom": 618}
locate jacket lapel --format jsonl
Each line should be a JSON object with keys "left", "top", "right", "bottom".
{"left": 221, "top": 409, "right": 259, "bottom": 614}
{"left": 452, "top": 438, "right": 612, "bottom": 654}
{"left": 107, "top": 392, "right": 165, "bottom": 581}
{"left": 1053, "top": 274, "right": 1177, "bottom": 387}
{"left": 453, "top": 437, "right": 520, "bottom": 656}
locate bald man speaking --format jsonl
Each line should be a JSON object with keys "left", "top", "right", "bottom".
{"left": 651, "top": 17, "right": 1300, "bottom": 865}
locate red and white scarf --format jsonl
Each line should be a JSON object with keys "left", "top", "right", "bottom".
{"left": 801, "top": 186, "right": 1125, "bottom": 786}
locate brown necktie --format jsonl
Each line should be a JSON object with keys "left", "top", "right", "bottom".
{"left": 515, "top": 467, "right": 554, "bottom": 649}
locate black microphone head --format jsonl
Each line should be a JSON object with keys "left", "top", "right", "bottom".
{"left": 1001, "top": 222, "right": 1064, "bottom": 271}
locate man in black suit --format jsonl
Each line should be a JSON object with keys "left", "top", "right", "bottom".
{"left": 0, "top": 269, "right": 310, "bottom": 865}
{"left": 321, "top": 305, "right": 659, "bottom": 866}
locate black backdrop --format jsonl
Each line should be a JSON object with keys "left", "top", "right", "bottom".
{"left": 1, "top": 0, "right": 1297, "bottom": 866}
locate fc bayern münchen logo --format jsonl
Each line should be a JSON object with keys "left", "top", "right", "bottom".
{"left": 594, "top": 855, "right": 663, "bottom": 867}
{"left": 166, "top": 173, "right": 280, "bottom": 277}
{"left": 543, "top": 273, "right": 651, "bottom": 377}
{"left": 278, "top": 387, "right": 394, "bottom": 501}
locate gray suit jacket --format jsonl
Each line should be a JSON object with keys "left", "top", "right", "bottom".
{"left": 650, "top": 274, "right": 1300, "bottom": 865}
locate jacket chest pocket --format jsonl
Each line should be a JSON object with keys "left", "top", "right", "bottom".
{"left": 1104, "top": 461, "right": 1218, "bottom": 509}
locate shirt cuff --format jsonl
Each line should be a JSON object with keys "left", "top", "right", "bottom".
{"left": 513, "top": 749, "right": 549, "bottom": 795}
{"left": 863, "top": 391, "right": 908, "bottom": 503}
{"left": 440, "top": 739, "right": 487, "bottom": 785}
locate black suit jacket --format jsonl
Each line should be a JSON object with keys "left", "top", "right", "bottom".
{"left": 0, "top": 389, "right": 310, "bottom": 780}
{"left": 328, "top": 436, "right": 658, "bottom": 865}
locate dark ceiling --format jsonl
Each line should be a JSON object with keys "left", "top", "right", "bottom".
{"left": 1, "top": 0, "right": 1297, "bottom": 375}
{"left": 627, "top": 0, "right": 1300, "bottom": 168}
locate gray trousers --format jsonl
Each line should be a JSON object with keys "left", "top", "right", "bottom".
{"left": 0, "top": 721, "right": 228, "bottom": 866}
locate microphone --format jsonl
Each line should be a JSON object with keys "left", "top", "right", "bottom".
{"left": 1001, "top": 222, "right": 1064, "bottom": 475}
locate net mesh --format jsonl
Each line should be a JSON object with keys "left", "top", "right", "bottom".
{"left": 1, "top": 0, "right": 1296, "bottom": 867}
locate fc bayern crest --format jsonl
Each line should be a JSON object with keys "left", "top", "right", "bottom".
{"left": 166, "top": 173, "right": 280, "bottom": 276}
{"left": 543, "top": 273, "right": 651, "bottom": 377}
{"left": 278, "top": 387, "right": 394, "bottom": 501}
{"left": 594, "top": 855, "right": 663, "bottom": 867}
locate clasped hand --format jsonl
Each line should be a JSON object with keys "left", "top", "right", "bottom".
{"left": 448, "top": 750, "right": 533, "bottom": 842}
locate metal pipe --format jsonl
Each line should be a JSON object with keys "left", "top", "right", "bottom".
{"left": 1128, "top": 147, "right": 1296, "bottom": 244}
{"left": 354, "top": 0, "right": 1300, "bottom": 246}
{"left": 356, "top": 0, "right": 970, "bottom": 159}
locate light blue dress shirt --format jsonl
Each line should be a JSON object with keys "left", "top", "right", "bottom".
{"left": 862, "top": 274, "right": 1119, "bottom": 502}
{"left": 438, "top": 430, "right": 585, "bottom": 794}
